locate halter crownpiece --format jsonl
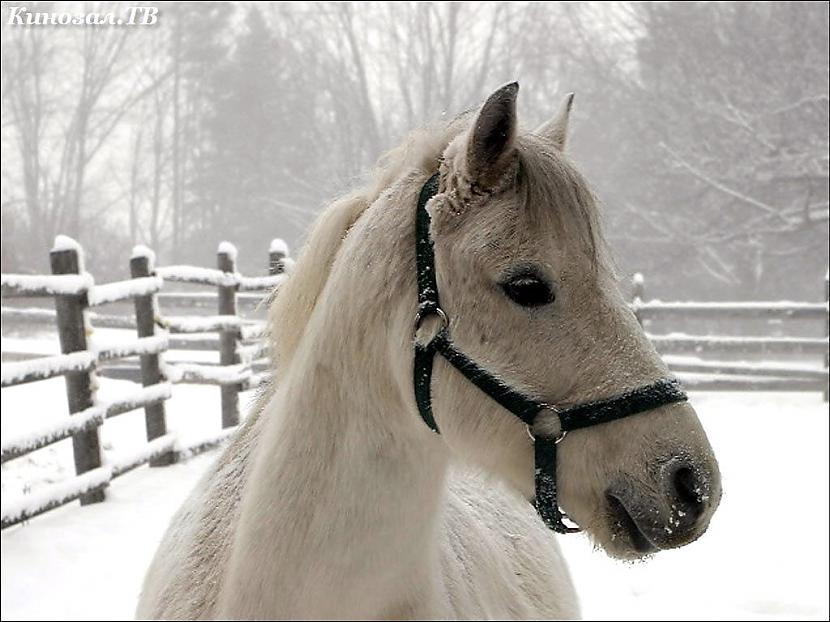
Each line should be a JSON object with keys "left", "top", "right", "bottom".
{"left": 412, "top": 172, "right": 689, "bottom": 533}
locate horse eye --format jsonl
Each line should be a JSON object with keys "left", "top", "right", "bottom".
{"left": 501, "top": 274, "right": 554, "bottom": 307}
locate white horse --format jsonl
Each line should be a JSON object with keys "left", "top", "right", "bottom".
{"left": 137, "top": 83, "right": 721, "bottom": 620}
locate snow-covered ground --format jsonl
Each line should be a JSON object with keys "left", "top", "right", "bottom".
{"left": 561, "top": 391, "right": 829, "bottom": 620}
{"left": 1, "top": 350, "right": 828, "bottom": 619}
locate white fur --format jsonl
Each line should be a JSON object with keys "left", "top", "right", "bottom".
{"left": 137, "top": 86, "right": 719, "bottom": 620}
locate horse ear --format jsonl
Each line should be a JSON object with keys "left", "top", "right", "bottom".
{"left": 463, "top": 82, "right": 519, "bottom": 188}
{"left": 535, "top": 92, "right": 574, "bottom": 151}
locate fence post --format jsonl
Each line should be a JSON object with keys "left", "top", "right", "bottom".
{"left": 269, "top": 238, "right": 289, "bottom": 275}
{"left": 218, "top": 242, "right": 240, "bottom": 427}
{"left": 50, "top": 238, "right": 105, "bottom": 505}
{"left": 824, "top": 268, "right": 828, "bottom": 402}
{"left": 632, "top": 272, "right": 645, "bottom": 327}
{"left": 131, "top": 247, "right": 174, "bottom": 465}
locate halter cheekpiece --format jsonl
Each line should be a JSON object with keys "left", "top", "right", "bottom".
{"left": 412, "top": 172, "right": 688, "bottom": 533}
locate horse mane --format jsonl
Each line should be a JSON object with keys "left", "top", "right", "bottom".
{"left": 266, "top": 114, "right": 471, "bottom": 371}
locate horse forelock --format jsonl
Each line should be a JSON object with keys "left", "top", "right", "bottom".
{"left": 514, "top": 134, "right": 609, "bottom": 274}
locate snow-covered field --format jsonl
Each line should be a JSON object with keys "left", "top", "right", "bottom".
{"left": 1, "top": 341, "right": 828, "bottom": 620}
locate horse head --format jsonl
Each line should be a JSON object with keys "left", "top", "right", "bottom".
{"left": 418, "top": 83, "right": 721, "bottom": 559}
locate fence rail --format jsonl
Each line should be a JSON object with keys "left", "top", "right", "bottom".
{"left": 630, "top": 271, "right": 829, "bottom": 396}
{"left": 1, "top": 236, "right": 290, "bottom": 528}
{"left": 1, "top": 239, "right": 827, "bottom": 529}
{"left": 633, "top": 300, "right": 828, "bottom": 320}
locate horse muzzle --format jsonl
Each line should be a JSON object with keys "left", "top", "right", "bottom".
{"left": 603, "top": 455, "right": 722, "bottom": 558}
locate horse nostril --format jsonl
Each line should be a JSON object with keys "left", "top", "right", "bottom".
{"left": 671, "top": 466, "right": 705, "bottom": 519}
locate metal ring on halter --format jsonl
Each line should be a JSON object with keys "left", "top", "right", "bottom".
{"left": 414, "top": 306, "right": 449, "bottom": 334}
{"left": 526, "top": 425, "right": 568, "bottom": 445}
{"left": 526, "top": 404, "right": 568, "bottom": 444}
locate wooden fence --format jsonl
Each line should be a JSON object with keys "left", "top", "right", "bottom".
{"left": 0, "top": 236, "right": 291, "bottom": 529}
{"left": 630, "top": 271, "right": 829, "bottom": 397}
{"left": 0, "top": 237, "right": 827, "bottom": 529}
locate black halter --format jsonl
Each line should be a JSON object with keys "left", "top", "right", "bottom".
{"left": 413, "top": 173, "right": 688, "bottom": 533}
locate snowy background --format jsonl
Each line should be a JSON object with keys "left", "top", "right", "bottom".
{"left": 2, "top": 357, "right": 828, "bottom": 619}
{"left": 2, "top": 2, "right": 829, "bottom": 621}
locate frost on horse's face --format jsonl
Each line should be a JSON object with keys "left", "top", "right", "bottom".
{"left": 423, "top": 85, "right": 722, "bottom": 560}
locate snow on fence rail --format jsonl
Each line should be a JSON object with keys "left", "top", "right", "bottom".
{"left": 0, "top": 383, "right": 172, "bottom": 464}
{"left": 648, "top": 333, "right": 829, "bottom": 355}
{"left": 86, "top": 275, "right": 163, "bottom": 307}
{"left": 633, "top": 300, "right": 828, "bottom": 320}
{"left": 0, "top": 236, "right": 292, "bottom": 529}
{"left": 1, "top": 273, "right": 94, "bottom": 297}
{"left": 1, "top": 350, "right": 95, "bottom": 387}
{"left": 1, "top": 433, "right": 178, "bottom": 528}
{"left": 154, "top": 266, "right": 289, "bottom": 292}
{"left": 631, "top": 272, "right": 829, "bottom": 397}
{"left": 0, "top": 336, "right": 169, "bottom": 387}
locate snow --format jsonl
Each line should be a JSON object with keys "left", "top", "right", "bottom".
{"left": 664, "top": 354, "right": 825, "bottom": 373}
{"left": 635, "top": 299, "right": 828, "bottom": 313}
{"left": 50, "top": 236, "right": 87, "bottom": 273}
{"left": 1, "top": 273, "right": 93, "bottom": 296}
{"left": 560, "top": 392, "right": 829, "bottom": 620}
{"left": 156, "top": 264, "right": 290, "bottom": 289}
{"left": 108, "top": 434, "right": 177, "bottom": 477}
{"left": 87, "top": 276, "right": 163, "bottom": 307}
{"left": 1, "top": 390, "right": 827, "bottom": 619}
{"left": 237, "top": 341, "right": 268, "bottom": 364}
{"left": 0, "top": 370, "right": 220, "bottom": 500}
{"left": 238, "top": 274, "right": 288, "bottom": 292}
{"left": 163, "top": 362, "right": 252, "bottom": 385}
{"left": 105, "top": 383, "right": 172, "bottom": 417}
{"left": 51, "top": 235, "right": 82, "bottom": 254}
{"left": 632, "top": 272, "right": 644, "bottom": 286}
{"left": 174, "top": 428, "right": 236, "bottom": 461}
{"left": 1, "top": 351, "right": 94, "bottom": 387}
{"left": 1, "top": 405, "right": 105, "bottom": 460}
{"left": 1, "top": 335, "right": 171, "bottom": 387}
{"left": 676, "top": 373, "right": 823, "bottom": 391}
{"left": 164, "top": 314, "right": 252, "bottom": 333}
{"left": 94, "top": 335, "right": 168, "bottom": 361}
{"left": 648, "top": 332, "right": 829, "bottom": 348}
{"left": 0, "top": 382, "right": 173, "bottom": 465}
{"left": 156, "top": 265, "right": 239, "bottom": 288}
{"left": 217, "top": 241, "right": 238, "bottom": 261}
{"left": 639, "top": 300, "right": 828, "bottom": 310}
{"left": 240, "top": 323, "right": 267, "bottom": 341}
{"left": 269, "top": 238, "right": 289, "bottom": 255}
{"left": 130, "top": 245, "right": 156, "bottom": 267}
{"left": 1, "top": 453, "right": 216, "bottom": 620}
{"left": 1, "top": 466, "right": 111, "bottom": 527}
{"left": 664, "top": 355, "right": 828, "bottom": 379}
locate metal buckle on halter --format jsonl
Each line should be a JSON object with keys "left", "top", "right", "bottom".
{"left": 413, "top": 306, "right": 449, "bottom": 336}
{"left": 525, "top": 404, "right": 568, "bottom": 444}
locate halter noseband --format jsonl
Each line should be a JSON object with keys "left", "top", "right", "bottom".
{"left": 413, "top": 173, "right": 688, "bottom": 533}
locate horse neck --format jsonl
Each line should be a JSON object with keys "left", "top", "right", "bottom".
{"left": 222, "top": 176, "right": 450, "bottom": 617}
